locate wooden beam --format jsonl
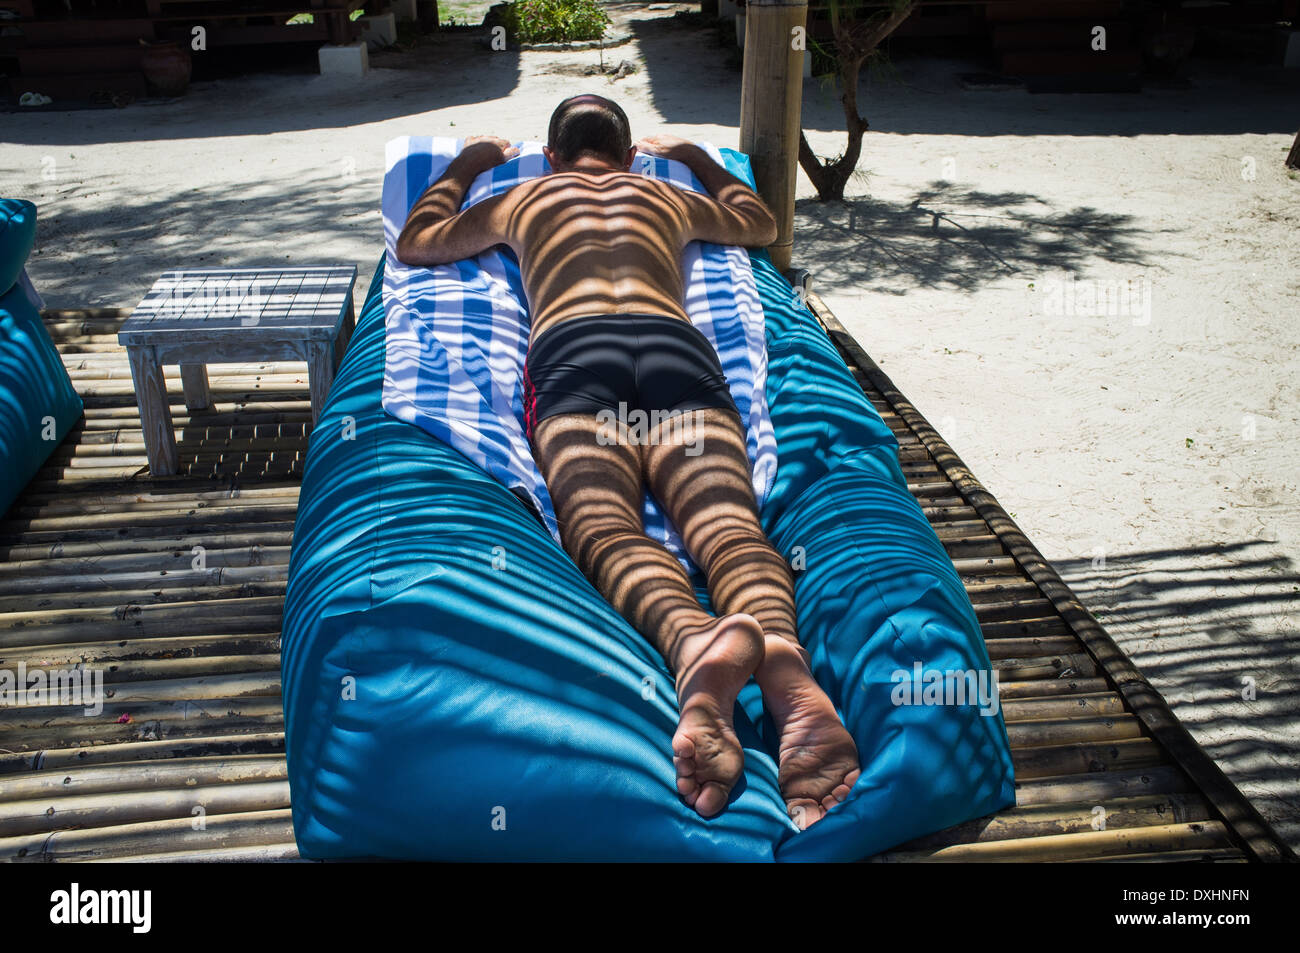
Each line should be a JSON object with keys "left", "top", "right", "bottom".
{"left": 739, "top": 0, "right": 808, "bottom": 273}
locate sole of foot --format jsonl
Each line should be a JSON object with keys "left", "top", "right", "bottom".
{"left": 671, "top": 612, "right": 765, "bottom": 819}
{"left": 757, "top": 636, "right": 862, "bottom": 830}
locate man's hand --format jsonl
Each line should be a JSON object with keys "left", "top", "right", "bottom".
{"left": 638, "top": 134, "right": 778, "bottom": 249}
{"left": 634, "top": 134, "right": 700, "bottom": 165}
{"left": 456, "top": 136, "right": 521, "bottom": 172}
{"left": 395, "top": 137, "right": 520, "bottom": 268}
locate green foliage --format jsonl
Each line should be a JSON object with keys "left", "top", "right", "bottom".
{"left": 503, "top": 0, "right": 610, "bottom": 43}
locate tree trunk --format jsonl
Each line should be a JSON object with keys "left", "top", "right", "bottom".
{"left": 1287, "top": 128, "right": 1300, "bottom": 171}
{"left": 798, "top": 1, "right": 916, "bottom": 201}
{"left": 797, "top": 53, "right": 867, "bottom": 200}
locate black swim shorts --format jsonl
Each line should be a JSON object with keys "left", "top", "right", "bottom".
{"left": 522, "top": 313, "right": 741, "bottom": 442}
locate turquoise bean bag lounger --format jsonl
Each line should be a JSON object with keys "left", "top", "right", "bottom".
{"left": 0, "top": 199, "right": 83, "bottom": 518}
{"left": 282, "top": 157, "right": 1015, "bottom": 862}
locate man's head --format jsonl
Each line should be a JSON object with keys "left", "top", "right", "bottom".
{"left": 544, "top": 94, "right": 634, "bottom": 172}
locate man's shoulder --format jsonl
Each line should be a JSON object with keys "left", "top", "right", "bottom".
{"left": 525, "top": 170, "right": 673, "bottom": 191}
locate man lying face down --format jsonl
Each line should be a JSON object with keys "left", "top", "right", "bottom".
{"left": 395, "top": 95, "right": 859, "bottom": 829}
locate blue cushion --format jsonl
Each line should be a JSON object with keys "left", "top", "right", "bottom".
{"left": 0, "top": 202, "right": 83, "bottom": 517}
{"left": 283, "top": 162, "right": 1014, "bottom": 861}
{"left": 0, "top": 199, "right": 37, "bottom": 296}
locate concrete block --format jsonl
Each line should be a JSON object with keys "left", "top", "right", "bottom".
{"left": 318, "top": 41, "right": 369, "bottom": 77}
{"left": 360, "top": 11, "right": 397, "bottom": 51}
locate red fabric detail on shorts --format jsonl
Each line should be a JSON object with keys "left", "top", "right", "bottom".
{"left": 522, "top": 358, "right": 536, "bottom": 443}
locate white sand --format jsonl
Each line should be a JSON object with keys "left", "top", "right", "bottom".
{"left": 4, "top": 4, "right": 1296, "bottom": 849}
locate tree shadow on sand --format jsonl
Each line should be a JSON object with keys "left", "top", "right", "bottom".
{"left": 795, "top": 182, "right": 1171, "bottom": 296}
{"left": 14, "top": 164, "right": 386, "bottom": 308}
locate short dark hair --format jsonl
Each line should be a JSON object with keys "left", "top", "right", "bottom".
{"left": 547, "top": 94, "right": 631, "bottom": 165}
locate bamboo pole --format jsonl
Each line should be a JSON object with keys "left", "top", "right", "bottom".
{"left": 0, "top": 593, "right": 283, "bottom": 628}
{"left": 72, "top": 425, "right": 310, "bottom": 447}
{"left": 0, "top": 753, "right": 286, "bottom": 801}
{"left": 64, "top": 361, "right": 305, "bottom": 381}
{"left": 999, "top": 693, "right": 1126, "bottom": 723}
{"left": 78, "top": 399, "right": 311, "bottom": 422}
{"left": 739, "top": 0, "right": 807, "bottom": 272}
{"left": 919, "top": 504, "right": 980, "bottom": 523}
{"left": 1012, "top": 738, "right": 1164, "bottom": 779}
{"left": 40, "top": 452, "right": 304, "bottom": 473}
{"left": 0, "top": 695, "right": 283, "bottom": 731}
{"left": 0, "top": 780, "right": 290, "bottom": 837}
{"left": 0, "top": 538, "right": 292, "bottom": 571}
{"left": 95, "top": 842, "right": 302, "bottom": 862}
{"left": 895, "top": 793, "right": 1212, "bottom": 852}
{"left": 950, "top": 555, "right": 1022, "bottom": 577}
{"left": 11, "top": 653, "right": 283, "bottom": 685}
{"left": 63, "top": 361, "right": 307, "bottom": 380}
{"left": 2, "top": 672, "right": 281, "bottom": 711}
{"left": 0, "top": 634, "right": 281, "bottom": 670}
{"left": 3, "top": 515, "right": 297, "bottom": 547}
{"left": 1074, "top": 848, "right": 1248, "bottom": 863}
{"left": 871, "top": 821, "right": 1233, "bottom": 863}
{"left": 926, "top": 519, "right": 994, "bottom": 540}
{"left": 982, "top": 636, "right": 1082, "bottom": 658}
{"left": 11, "top": 483, "right": 300, "bottom": 512}
{"left": 996, "top": 677, "right": 1109, "bottom": 700}
{"left": 1004, "top": 715, "right": 1143, "bottom": 748}
{"left": 0, "top": 731, "right": 284, "bottom": 775}
{"left": 941, "top": 536, "right": 1005, "bottom": 560}
{"left": 993, "top": 653, "right": 1099, "bottom": 681}
{"left": 3, "top": 503, "right": 300, "bottom": 534}
{"left": 7, "top": 711, "right": 282, "bottom": 752}
{"left": 50, "top": 438, "right": 309, "bottom": 461}
{"left": 26, "top": 460, "right": 304, "bottom": 489}
{"left": 0, "top": 578, "right": 287, "bottom": 613}
{"left": 963, "top": 580, "right": 1040, "bottom": 603}
{"left": 0, "top": 808, "right": 294, "bottom": 862}
{"left": 74, "top": 375, "right": 311, "bottom": 399}
{"left": 0, "top": 610, "right": 282, "bottom": 649}
{"left": 979, "top": 617, "right": 1073, "bottom": 639}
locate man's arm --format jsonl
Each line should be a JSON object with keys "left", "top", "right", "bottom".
{"left": 636, "top": 135, "right": 778, "bottom": 249}
{"left": 394, "top": 137, "right": 520, "bottom": 267}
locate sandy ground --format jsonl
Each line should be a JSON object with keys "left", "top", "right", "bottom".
{"left": 4, "top": 3, "right": 1297, "bottom": 849}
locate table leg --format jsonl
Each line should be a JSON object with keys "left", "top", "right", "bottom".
{"left": 179, "top": 364, "right": 211, "bottom": 411}
{"left": 334, "top": 295, "right": 356, "bottom": 370}
{"left": 307, "top": 341, "right": 335, "bottom": 426}
{"left": 126, "top": 344, "right": 179, "bottom": 476}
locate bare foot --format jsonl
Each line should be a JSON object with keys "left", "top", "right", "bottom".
{"left": 670, "top": 613, "right": 765, "bottom": 819}
{"left": 756, "top": 637, "right": 861, "bottom": 830}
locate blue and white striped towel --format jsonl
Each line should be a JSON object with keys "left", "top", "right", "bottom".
{"left": 380, "top": 136, "right": 777, "bottom": 571}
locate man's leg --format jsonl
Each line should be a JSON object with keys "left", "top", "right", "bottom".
{"left": 531, "top": 412, "right": 764, "bottom": 819}
{"left": 640, "top": 408, "right": 861, "bottom": 829}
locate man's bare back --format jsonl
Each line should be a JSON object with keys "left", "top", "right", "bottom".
{"left": 499, "top": 171, "right": 694, "bottom": 339}
{"left": 394, "top": 133, "right": 777, "bottom": 341}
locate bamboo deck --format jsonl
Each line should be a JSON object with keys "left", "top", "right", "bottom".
{"left": 0, "top": 300, "right": 1291, "bottom": 863}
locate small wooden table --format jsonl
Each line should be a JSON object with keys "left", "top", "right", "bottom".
{"left": 118, "top": 266, "right": 358, "bottom": 476}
